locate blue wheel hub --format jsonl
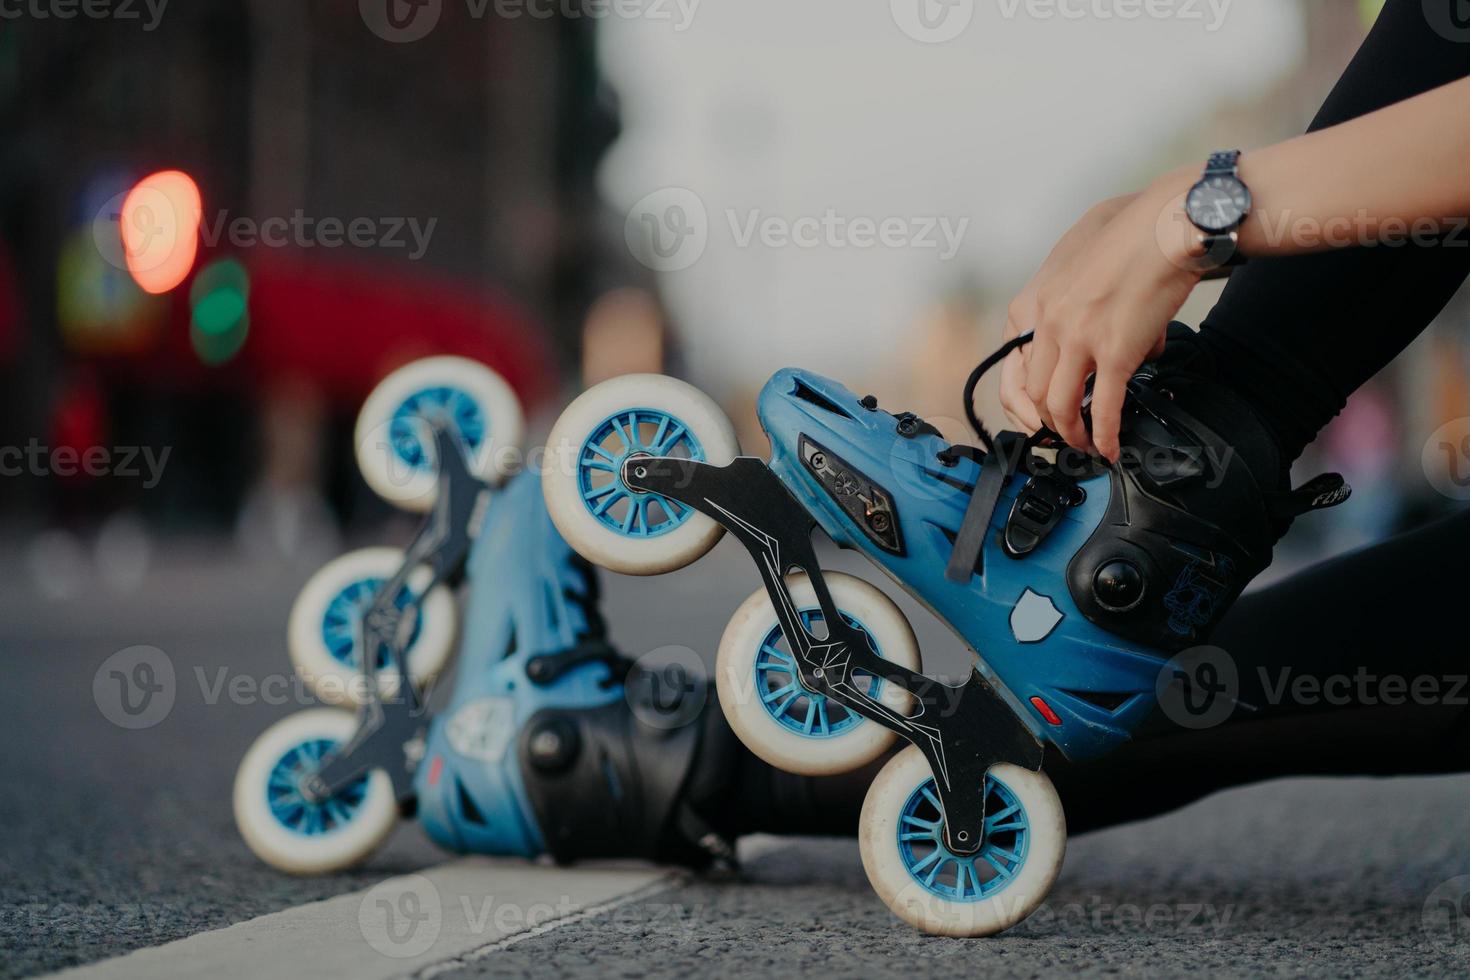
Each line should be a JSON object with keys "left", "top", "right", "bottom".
{"left": 391, "top": 386, "right": 486, "bottom": 472}
{"left": 322, "top": 578, "right": 422, "bottom": 669}
{"left": 578, "top": 409, "right": 705, "bottom": 538}
{"left": 898, "top": 775, "right": 1029, "bottom": 901}
{"left": 267, "top": 738, "right": 369, "bottom": 836}
{"left": 754, "top": 608, "right": 884, "bottom": 738}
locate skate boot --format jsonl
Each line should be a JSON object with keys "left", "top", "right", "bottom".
{"left": 234, "top": 360, "right": 733, "bottom": 874}
{"left": 539, "top": 330, "right": 1348, "bottom": 936}
{"left": 234, "top": 355, "right": 523, "bottom": 873}
{"left": 414, "top": 473, "right": 735, "bottom": 867}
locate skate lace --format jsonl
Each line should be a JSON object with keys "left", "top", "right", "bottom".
{"left": 937, "top": 330, "right": 1038, "bottom": 468}
{"left": 938, "top": 332, "right": 1354, "bottom": 565}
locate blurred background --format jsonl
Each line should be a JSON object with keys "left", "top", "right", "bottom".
{"left": 0, "top": 0, "right": 1466, "bottom": 597}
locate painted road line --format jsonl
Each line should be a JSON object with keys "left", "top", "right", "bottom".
{"left": 46, "top": 858, "right": 680, "bottom": 980}
{"left": 414, "top": 875, "right": 680, "bottom": 978}
{"left": 414, "top": 836, "right": 796, "bottom": 976}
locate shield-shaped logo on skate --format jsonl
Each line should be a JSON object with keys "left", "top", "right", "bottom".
{"left": 1010, "top": 588, "right": 1062, "bottom": 644}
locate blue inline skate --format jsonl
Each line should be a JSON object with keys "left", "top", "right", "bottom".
{"left": 541, "top": 328, "right": 1349, "bottom": 936}
{"left": 235, "top": 359, "right": 730, "bottom": 875}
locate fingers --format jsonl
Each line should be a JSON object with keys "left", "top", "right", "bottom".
{"left": 1000, "top": 294, "right": 1044, "bottom": 433}
{"left": 1089, "top": 356, "right": 1133, "bottom": 462}
{"left": 1045, "top": 348, "right": 1094, "bottom": 452}
{"left": 1023, "top": 332, "right": 1060, "bottom": 432}
{"left": 1000, "top": 346, "right": 1044, "bottom": 432}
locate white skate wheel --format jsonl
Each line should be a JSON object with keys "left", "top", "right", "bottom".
{"left": 542, "top": 374, "right": 739, "bottom": 575}
{"left": 288, "top": 547, "right": 457, "bottom": 706}
{"left": 860, "top": 746, "right": 1066, "bottom": 937}
{"left": 355, "top": 356, "right": 524, "bottom": 511}
{"left": 234, "top": 708, "right": 397, "bottom": 874}
{"left": 717, "top": 572, "right": 920, "bottom": 776}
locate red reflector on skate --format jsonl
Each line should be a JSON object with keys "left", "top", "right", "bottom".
{"left": 1030, "top": 696, "right": 1062, "bottom": 726}
{"left": 427, "top": 756, "right": 443, "bottom": 787}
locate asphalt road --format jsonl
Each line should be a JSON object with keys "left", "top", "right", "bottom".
{"left": 3, "top": 537, "right": 1470, "bottom": 979}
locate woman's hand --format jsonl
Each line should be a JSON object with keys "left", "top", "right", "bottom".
{"left": 999, "top": 193, "right": 1136, "bottom": 435}
{"left": 1000, "top": 169, "right": 1201, "bottom": 461}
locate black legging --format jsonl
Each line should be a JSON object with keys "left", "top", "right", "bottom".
{"left": 715, "top": 0, "right": 1470, "bottom": 840}
{"left": 1196, "top": 0, "right": 1470, "bottom": 464}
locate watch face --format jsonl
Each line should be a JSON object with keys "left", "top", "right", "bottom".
{"left": 1186, "top": 176, "right": 1251, "bottom": 233}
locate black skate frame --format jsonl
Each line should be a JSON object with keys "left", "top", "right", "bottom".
{"left": 302, "top": 422, "right": 490, "bottom": 806}
{"left": 623, "top": 455, "right": 1044, "bottom": 856}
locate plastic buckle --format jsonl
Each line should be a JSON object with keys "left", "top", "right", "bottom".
{"left": 1002, "top": 473, "right": 1074, "bottom": 557}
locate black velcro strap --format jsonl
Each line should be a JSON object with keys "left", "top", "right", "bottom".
{"left": 1265, "top": 472, "right": 1351, "bottom": 527}
{"left": 946, "top": 431, "right": 1023, "bottom": 583}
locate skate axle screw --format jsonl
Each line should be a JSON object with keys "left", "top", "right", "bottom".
{"left": 624, "top": 452, "right": 654, "bottom": 491}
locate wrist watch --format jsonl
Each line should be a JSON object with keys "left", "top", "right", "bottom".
{"left": 1184, "top": 150, "right": 1252, "bottom": 271}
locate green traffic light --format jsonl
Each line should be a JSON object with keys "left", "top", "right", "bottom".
{"left": 189, "top": 258, "right": 250, "bottom": 364}
{"left": 192, "top": 287, "right": 247, "bottom": 336}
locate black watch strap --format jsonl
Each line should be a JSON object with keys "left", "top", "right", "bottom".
{"left": 1203, "top": 149, "right": 1241, "bottom": 177}
{"left": 1199, "top": 233, "right": 1246, "bottom": 277}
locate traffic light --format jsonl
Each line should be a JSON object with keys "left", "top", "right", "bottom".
{"left": 189, "top": 258, "right": 249, "bottom": 365}
{"left": 120, "top": 170, "right": 203, "bottom": 295}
